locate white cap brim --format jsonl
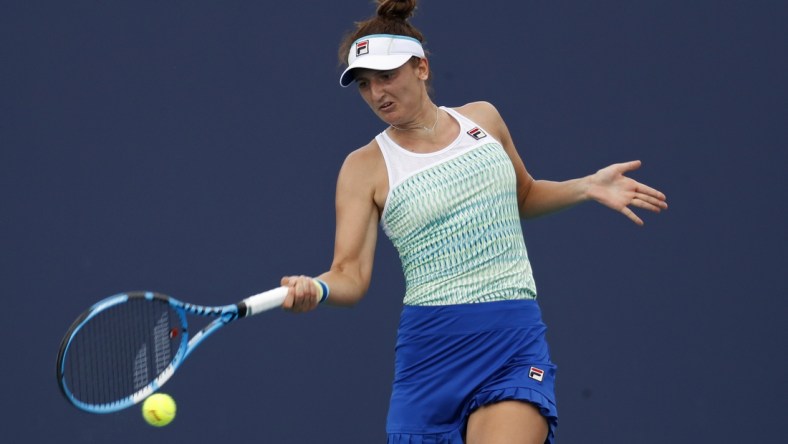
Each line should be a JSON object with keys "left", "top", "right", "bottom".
{"left": 340, "top": 54, "right": 414, "bottom": 87}
{"left": 339, "top": 34, "right": 425, "bottom": 87}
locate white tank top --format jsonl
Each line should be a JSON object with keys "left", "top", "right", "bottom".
{"left": 376, "top": 106, "right": 537, "bottom": 306}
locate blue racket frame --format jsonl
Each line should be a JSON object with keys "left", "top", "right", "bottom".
{"left": 57, "top": 291, "right": 240, "bottom": 414}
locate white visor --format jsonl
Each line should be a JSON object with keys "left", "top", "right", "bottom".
{"left": 339, "top": 34, "right": 425, "bottom": 87}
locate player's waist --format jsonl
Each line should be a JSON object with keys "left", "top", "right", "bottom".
{"left": 400, "top": 252, "right": 536, "bottom": 305}
{"left": 397, "top": 299, "right": 544, "bottom": 336}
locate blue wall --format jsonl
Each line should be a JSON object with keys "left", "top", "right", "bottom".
{"left": 2, "top": 1, "right": 785, "bottom": 442}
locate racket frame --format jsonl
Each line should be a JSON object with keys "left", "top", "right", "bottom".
{"left": 57, "top": 287, "right": 287, "bottom": 413}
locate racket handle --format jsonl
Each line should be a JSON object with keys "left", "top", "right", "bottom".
{"left": 241, "top": 287, "right": 288, "bottom": 316}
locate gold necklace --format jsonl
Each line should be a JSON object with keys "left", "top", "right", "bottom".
{"left": 390, "top": 106, "right": 440, "bottom": 132}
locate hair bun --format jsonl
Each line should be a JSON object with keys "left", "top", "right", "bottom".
{"left": 376, "top": 0, "right": 417, "bottom": 21}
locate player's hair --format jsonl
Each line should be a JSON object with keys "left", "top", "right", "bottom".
{"left": 337, "top": 0, "right": 427, "bottom": 65}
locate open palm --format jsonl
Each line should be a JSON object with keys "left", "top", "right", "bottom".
{"left": 587, "top": 160, "right": 668, "bottom": 225}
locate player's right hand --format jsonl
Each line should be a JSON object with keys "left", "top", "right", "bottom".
{"left": 280, "top": 275, "right": 321, "bottom": 313}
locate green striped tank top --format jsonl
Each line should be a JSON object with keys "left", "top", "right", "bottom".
{"left": 378, "top": 107, "right": 537, "bottom": 306}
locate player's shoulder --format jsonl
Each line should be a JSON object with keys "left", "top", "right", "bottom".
{"left": 452, "top": 101, "right": 504, "bottom": 126}
{"left": 345, "top": 138, "right": 383, "bottom": 165}
{"left": 339, "top": 139, "right": 385, "bottom": 179}
{"left": 454, "top": 101, "right": 502, "bottom": 117}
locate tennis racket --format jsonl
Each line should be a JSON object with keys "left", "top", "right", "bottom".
{"left": 56, "top": 286, "right": 295, "bottom": 414}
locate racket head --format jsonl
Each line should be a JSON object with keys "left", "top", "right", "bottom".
{"left": 56, "top": 292, "right": 189, "bottom": 413}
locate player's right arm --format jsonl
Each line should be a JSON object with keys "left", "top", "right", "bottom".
{"left": 282, "top": 142, "right": 385, "bottom": 311}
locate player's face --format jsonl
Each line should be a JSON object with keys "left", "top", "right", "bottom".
{"left": 354, "top": 59, "right": 429, "bottom": 127}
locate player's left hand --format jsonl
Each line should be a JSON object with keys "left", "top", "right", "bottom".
{"left": 587, "top": 160, "right": 668, "bottom": 226}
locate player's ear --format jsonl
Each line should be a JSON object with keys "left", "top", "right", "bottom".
{"left": 416, "top": 57, "right": 430, "bottom": 81}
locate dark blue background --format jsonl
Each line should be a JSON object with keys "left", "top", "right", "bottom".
{"left": 2, "top": 1, "right": 786, "bottom": 442}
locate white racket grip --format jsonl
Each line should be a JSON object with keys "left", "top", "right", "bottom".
{"left": 242, "top": 287, "right": 288, "bottom": 316}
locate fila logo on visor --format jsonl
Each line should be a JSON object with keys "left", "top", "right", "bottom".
{"left": 356, "top": 40, "right": 369, "bottom": 57}
{"left": 528, "top": 366, "right": 545, "bottom": 382}
{"left": 467, "top": 127, "right": 487, "bottom": 140}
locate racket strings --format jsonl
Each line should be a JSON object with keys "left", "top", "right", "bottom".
{"left": 63, "top": 296, "right": 182, "bottom": 406}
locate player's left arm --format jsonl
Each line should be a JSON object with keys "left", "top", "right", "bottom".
{"left": 462, "top": 101, "right": 668, "bottom": 225}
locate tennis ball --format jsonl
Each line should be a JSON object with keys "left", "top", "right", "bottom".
{"left": 141, "top": 393, "right": 177, "bottom": 427}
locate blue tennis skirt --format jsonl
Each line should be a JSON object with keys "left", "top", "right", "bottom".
{"left": 386, "top": 299, "right": 558, "bottom": 444}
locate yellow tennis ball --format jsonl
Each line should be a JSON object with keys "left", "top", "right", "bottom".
{"left": 141, "top": 393, "right": 177, "bottom": 427}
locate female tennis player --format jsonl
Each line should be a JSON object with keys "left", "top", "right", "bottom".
{"left": 281, "top": 1, "right": 668, "bottom": 442}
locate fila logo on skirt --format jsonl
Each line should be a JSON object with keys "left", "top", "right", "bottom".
{"left": 529, "top": 366, "right": 545, "bottom": 382}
